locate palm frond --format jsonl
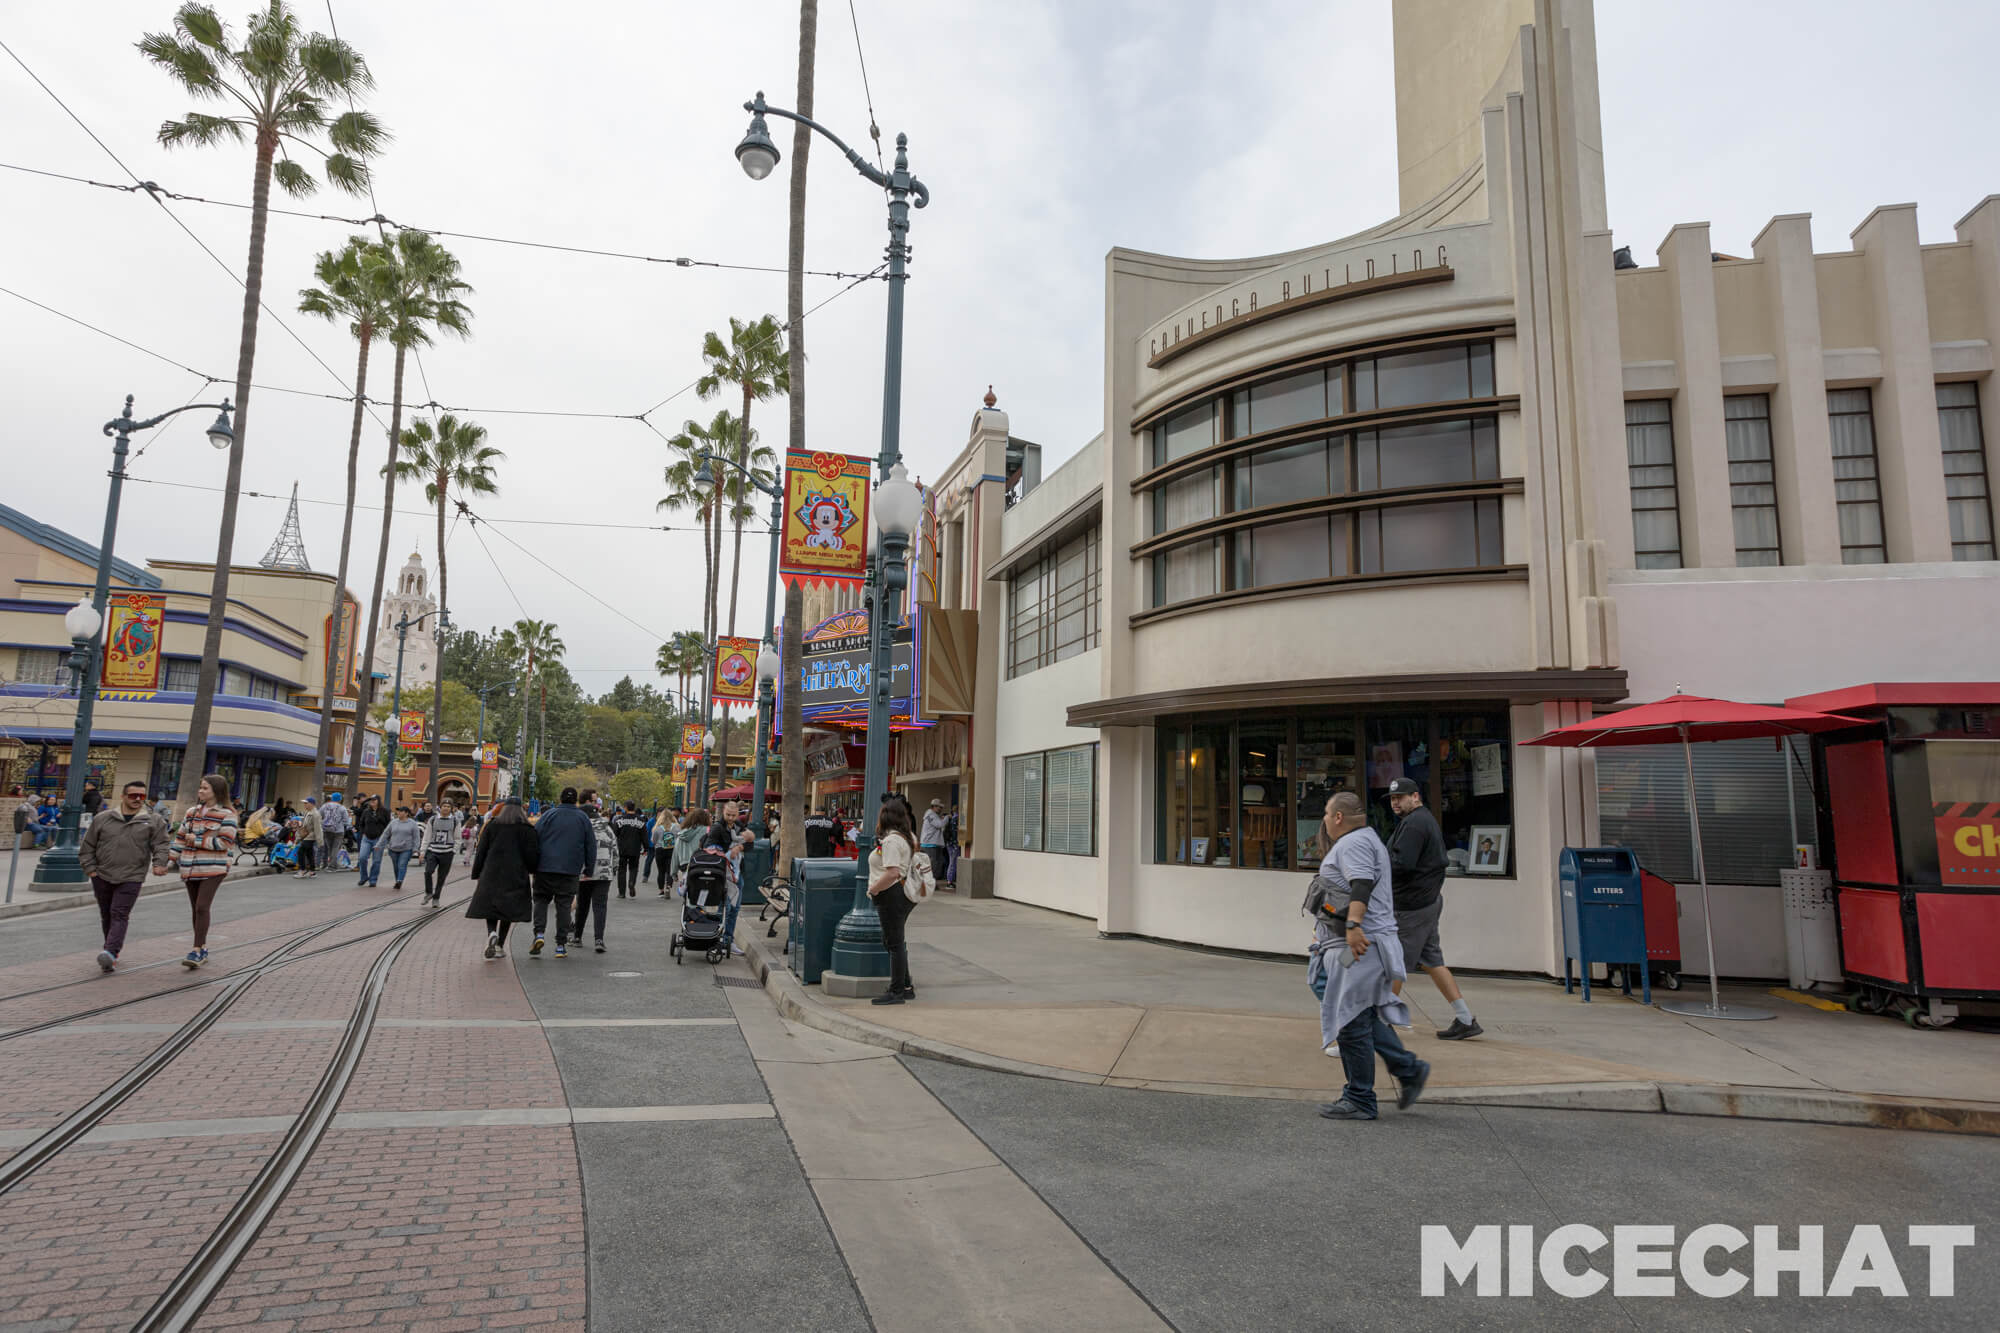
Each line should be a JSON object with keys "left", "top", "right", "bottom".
{"left": 326, "top": 108, "right": 388, "bottom": 156}
{"left": 157, "top": 113, "right": 248, "bottom": 148}
{"left": 174, "top": 3, "right": 229, "bottom": 52}
{"left": 297, "top": 32, "right": 374, "bottom": 94}
{"left": 136, "top": 33, "right": 224, "bottom": 96}
{"left": 270, "top": 157, "right": 314, "bottom": 197}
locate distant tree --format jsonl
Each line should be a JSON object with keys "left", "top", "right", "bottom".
{"left": 605, "top": 675, "right": 642, "bottom": 712}
{"left": 552, "top": 764, "right": 604, "bottom": 798}
{"left": 608, "top": 767, "right": 665, "bottom": 809}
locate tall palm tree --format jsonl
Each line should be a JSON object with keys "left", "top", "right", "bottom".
{"left": 342, "top": 231, "right": 473, "bottom": 800}
{"left": 658, "top": 409, "right": 743, "bottom": 654}
{"left": 657, "top": 630, "right": 704, "bottom": 715}
{"left": 141, "top": 0, "right": 386, "bottom": 802}
{"left": 298, "top": 235, "right": 392, "bottom": 795}
{"left": 497, "top": 618, "right": 562, "bottom": 797}
{"left": 780, "top": 0, "right": 819, "bottom": 874}
{"left": 391, "top": 413, "right": 503, "bottom": 801}
{"left": 696, "top": 315, "right": 791, "bottom": 639}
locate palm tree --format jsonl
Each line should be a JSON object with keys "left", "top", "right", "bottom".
{"left": 298, "top": 235, "right": 392, "bottom": 795}
{"left": 658, "top": 409, "right": 743, "bottom": 655}
{"left": 696, "top": 315, "right": 791, "bottom": 640}
{"left": 498, "top": 618, "right": 563, "bottom": 795}
{"left": 657, "top": 630, "right": 704, "bottom": 714}
{"left": 709, "top": 435, "right": 777, "bottom": 765}
{"left": 342, "top": 231, "right": 473, "bottom": 800}
{"left": 141, "top": 0, "right": 386, "bottom": 802}
{"left": 780, "top": 0, "right": 819, "bottom": 874}
{"left": 391, "top": 413, "right": 503, "bottom": 801}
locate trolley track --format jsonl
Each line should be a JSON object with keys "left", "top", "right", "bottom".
{"left": 0, "top": 888, "right": 434, "bottom": 1007}
{"left": 0, "top": 893, "right": 458, "bottom": 1196}
{"left": 0, "top": 895, "right": 423, "bottom": 1042}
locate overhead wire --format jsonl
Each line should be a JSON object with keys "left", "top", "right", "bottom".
{"left": 0, "top": 38, "right": 386, "bottom": 431}
{"left": 0, "top": 161, "right": 883, "bottom": 281}
{"left": 847, "top": 0, "right": 888, "bottom": 177}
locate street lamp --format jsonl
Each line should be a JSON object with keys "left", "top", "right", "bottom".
{"left": 31, "top": 395, "right": 233, "bottom": 891}
{"left": 384, "top": 608, "right": 440, "bottom": 806}
{"left": 735, "top": 88, "right": 929, "bottom": 996}
{"left": 473, "top": 681, "right": 512, "bottom": 806}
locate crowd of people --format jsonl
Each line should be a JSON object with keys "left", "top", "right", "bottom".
{"left": 55, "top": 770, "right": 942, "bottom": 1012}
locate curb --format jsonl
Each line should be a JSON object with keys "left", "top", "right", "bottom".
{"left": 740, "top": 935, "right": 2000, "bottom": 1137}
{"left": 0, "top": 864, "right": 281, "bottom": 922}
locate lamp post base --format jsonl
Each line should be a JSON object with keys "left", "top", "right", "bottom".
{"left": 28, "top": 843, "right": 87, "bottom": 891}
{"left": 822, "top": 968, "right": 892, "bottom": 999}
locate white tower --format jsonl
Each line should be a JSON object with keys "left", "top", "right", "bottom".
{"left": 370, "top": 550, "right": 438, "bottom": 690}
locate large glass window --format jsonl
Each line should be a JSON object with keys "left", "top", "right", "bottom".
{"left": 1158, "top": 707, "right": 1513, "bottom": 873}
{"left": 1355, "top": 417, "right": 1498, "bottom": 492}
{"left": 1154, "top": 401, "right": 1217, "bottom": 466}
{"left": 1354, "top": 343, "right": 1495, "bottom": 412}
{"left": 164, "top": 658, "right": 200, "bottom": 692}
{"left": 1003, "top": 753, "right": 1044, "bottom": 851}
{"left": 1004, "top": 745, "right": 1098, "bottom": 856}
{"left": 1145, "top": 339, "right": 1507, "bottom": 610}
{"left": 1937, "top": 382, "right": 1995, "bottom": 560}
{"left": 1624, "top": 399, "right": 1682, "bottom": 568}
{"left": 150, "top": 747, "right": 185, "bottom": 801}
{"left": 1008, "top": 525, "right": 1101, "bottom": 678}
{"left": 1153, "top": 538, "right": 1221, "bottom": 606}
{"left": 1358, "top": 498, "right": 1501, "bottom": 574}
{"left": 1827, "top": 388, "right": 1886, "bottom": 564}
{"left": 12, "top": 648, "right": 69, "bottom": 686}
{"left": 1723, "top": 394, "right": 1781, "bottom": 566}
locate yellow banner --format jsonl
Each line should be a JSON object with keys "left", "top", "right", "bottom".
{"left": 713, "top": 636, "right": 758, "bottom": 705}
{"left": 399, "top": 710, "right": 427, "bottom": 745}
{"left": 780, "top": 450, "right": 870, "bottom": 588}
{"left": 101, "top": 593, "right": 164, "bottom": 691}
{"left": 679, "top": 722, "right": 706, "bottom": 754}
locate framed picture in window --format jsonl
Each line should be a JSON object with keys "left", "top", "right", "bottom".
{"left": 1466, "top": 825, "right": 1510, "bottom": 875}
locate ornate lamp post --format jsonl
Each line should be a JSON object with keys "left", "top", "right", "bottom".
{"left": 31, "top": 395, "right": 233, "bottom": 891}
{"left": 734, "top": 90, "right": 929, "bottom": 995}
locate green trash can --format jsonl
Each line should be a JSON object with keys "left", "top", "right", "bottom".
{"left": 788, "top": 856, "right": 859, "bottom": 985}
{"left": 739, "top": 837, "right": 774, "bottom": 906}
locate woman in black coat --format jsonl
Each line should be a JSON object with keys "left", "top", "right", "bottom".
{"left": 468, "top": 796, "right": 539, "bottom": 960}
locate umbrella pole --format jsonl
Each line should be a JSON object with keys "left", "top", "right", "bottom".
{"left": 1662, "top": 723, "right": 1774, "bottom": 1021}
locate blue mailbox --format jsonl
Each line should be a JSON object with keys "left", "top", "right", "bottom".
{"left": 1559, "top": 847, "right": 1651, "bottom": 1003}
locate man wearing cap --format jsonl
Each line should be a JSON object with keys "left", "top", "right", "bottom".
{"left": 919, "top": 798, "right": 949, "bottom": 886}
{"left": 1386, "top": 778, "right": 1482, "bottom": 1040}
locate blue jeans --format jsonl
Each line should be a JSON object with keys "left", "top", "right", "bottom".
{"left": 1333, "top": 1006, "right": 1422, "bottom": 1117}
{"left": 356, "top": 834, "right": 381, "bottom": 884}
{"left": 722, "top": 896, "right": 740, "bottom": 949}
{"left": 387, "top": 848, "right": 413, "bottom": 884}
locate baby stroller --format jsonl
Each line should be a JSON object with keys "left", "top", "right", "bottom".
{"left": 269, "top": 834, "right": 300, "bottom": 872}
{"left": 670, "top": 848, "right": 731, "bottom": 965}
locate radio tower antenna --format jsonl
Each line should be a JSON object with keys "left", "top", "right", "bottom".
{"left": 258, "top": 483, "right": 313, "bottom": 571}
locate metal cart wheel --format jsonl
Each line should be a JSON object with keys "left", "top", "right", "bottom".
{"left": 706, "top": 946, "right": 725, "bottom": 964}
{"left": 1662, "top": 972, "right": 1682, "bottom": 991}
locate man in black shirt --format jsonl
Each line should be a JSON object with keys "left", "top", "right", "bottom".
{"left": 803, "top": 808, "right": 836, "bottom": 859}
{"left": 1386, "top": 778, "right": 1482, "bottom": 1040}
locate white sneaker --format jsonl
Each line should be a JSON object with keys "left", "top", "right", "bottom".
{"left": 731, "top": 944, "right": 745, "bottom": 956}
{"left": 484, "top": 932, "right": 500, "bottom": 960}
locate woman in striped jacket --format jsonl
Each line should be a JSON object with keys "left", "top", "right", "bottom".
{"left": 169, "top": 773, "right": 238, "bottom": 969}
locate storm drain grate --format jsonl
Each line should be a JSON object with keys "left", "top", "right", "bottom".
{"left": 713, "top": 976, "right": 764, "bottom": 989}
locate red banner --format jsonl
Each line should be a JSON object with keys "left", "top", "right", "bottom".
{"left": 780, "top": 450, "right": 870, "bottom": 591}
{"left": 712, "top": 636, "right": 758, "bottom": 706}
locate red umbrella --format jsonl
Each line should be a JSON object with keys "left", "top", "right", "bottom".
{"left": 1524, "top": 692, "right": 1865, "bottom": 1021}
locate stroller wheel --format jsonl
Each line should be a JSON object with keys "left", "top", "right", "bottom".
{"left": 706, "top": 947, "right": 724, "bottom": 965}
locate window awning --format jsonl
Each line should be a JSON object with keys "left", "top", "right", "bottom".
{"left": 1066, "top": 668, "right": 1628, "bottom": 728}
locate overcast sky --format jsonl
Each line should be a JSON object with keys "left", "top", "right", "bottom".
{"left": 4, "top": 0, "right": 1996, "bottom": 695}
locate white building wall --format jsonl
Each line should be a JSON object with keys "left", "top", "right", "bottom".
{"left": 991, "top": 649, "right": 1104, "bottom": 921}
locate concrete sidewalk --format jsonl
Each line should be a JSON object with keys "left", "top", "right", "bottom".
{"left": 744, "top": 895, "right": 2000, "bottom": 1135}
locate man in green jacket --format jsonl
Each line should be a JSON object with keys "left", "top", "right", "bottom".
{"left": 79, "top": 779, "right": 171, "bottom": 972}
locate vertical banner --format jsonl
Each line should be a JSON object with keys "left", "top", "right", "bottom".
{"left": 780, "top": 450, "right": 870, "bottom": 591}
{"left": 679, "top": 722, "right": 707, "bottom": 755}
{"left": 359, "top": 729, "right": 384, "bottom": 772}
{"left": 480, "top": 742, "right": 499, "bottom": 767}
{"left": 399, "top": 709, "right": 427, "bottom": 746}
{"left": 101, "top": 592, "right": 164, "bottom": 690}
{"left": 713, "top": 636, "right": 758, "bottom": 706}
{"left": 324, "top": 592, "right": 360, "bottom": 698}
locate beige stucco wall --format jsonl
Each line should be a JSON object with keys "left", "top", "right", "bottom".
{"left": 1813, "top": 251, "right": 1875, "bottom": 351}
{"left": 1922, "top": 243, "right": 1983, "bottom": 343}
{"left": 1613, "top": 266, "right": 1674, "bottom": 364}
{"left": 1711, "top": 260, "right": 1773, "bottom": 357}
{"left": 1393, "top": 0, "right": 1538, "bottom": 215}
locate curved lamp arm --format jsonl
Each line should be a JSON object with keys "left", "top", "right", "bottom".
{"left": 104, "top": 396, "right": 236, "bottom": 439}
{"left": 745, "top": 93, "right": 929, "bottom": 209}
{"left": 696, "top": 451, "right": 781, "bottom": 499}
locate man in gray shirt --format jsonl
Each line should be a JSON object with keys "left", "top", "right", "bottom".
{"left": 1311, "top": 791, "right": 1430, "bottom": 1121}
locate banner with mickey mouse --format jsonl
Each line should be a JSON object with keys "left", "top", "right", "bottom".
{"left": 780, "top": 448, "right": 870, "bottom": 590}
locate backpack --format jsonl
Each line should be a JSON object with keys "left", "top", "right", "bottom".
{"left": 901, "top": 833, "right": 936, "bottom": 904}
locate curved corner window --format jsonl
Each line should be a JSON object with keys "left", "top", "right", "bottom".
{"left": 1154, "top": 402, "right": 1217, "bottom": 466}
{"left": 1154, "top": 539, "right": 1221, "bottom": 605}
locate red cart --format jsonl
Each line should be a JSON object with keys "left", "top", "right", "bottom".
{"left": 1787, "top": 683, "right": 2000, "bottom": 1029}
